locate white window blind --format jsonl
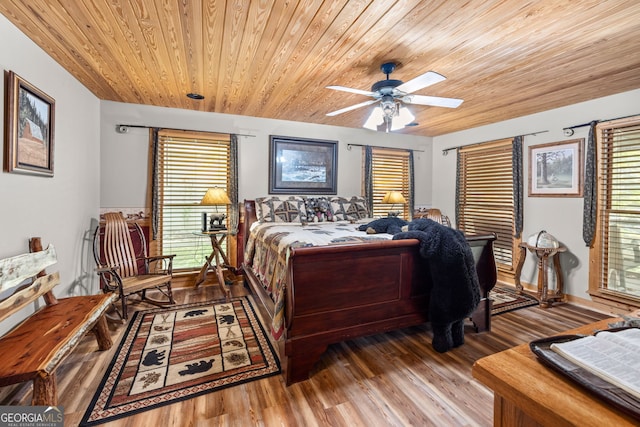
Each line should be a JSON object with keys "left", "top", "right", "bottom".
{"left": 156, "top": 130, "right": 230, "bottom": 270}
{"left": 597, "top": 119, "right": 640, "bottom": 296}
{"left": 458, "top": 139, "right": 516, "bottom": 273}
{"left": 371, "top": 148, "right": 410, "bottom": 219}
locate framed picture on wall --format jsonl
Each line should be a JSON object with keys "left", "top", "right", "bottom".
{"left": 529, "top": 139, "right": 584, "bottom": 197}
{"left": 4, "top": 71, "right": 55, "bottom": 177}
{"left": 269, "top": 135, "right": 338, "bottom": 194}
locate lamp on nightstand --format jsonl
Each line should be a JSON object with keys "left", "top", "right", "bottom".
{"left": 200, "top": 187, "right": 231, "bottom": 231}
{"left": 382, "top": 191, "right": 406, "bottom": 217}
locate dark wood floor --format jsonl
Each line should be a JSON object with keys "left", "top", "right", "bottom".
{"left": 0, "top": 280, "right": 611, "bottom": 426}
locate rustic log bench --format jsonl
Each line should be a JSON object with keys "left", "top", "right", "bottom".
{"left": 0, "top": 237, "right": 117, "bottom": 405}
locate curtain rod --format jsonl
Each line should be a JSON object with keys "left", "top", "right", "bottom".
{"left": 440, "top": 130, "right": 548, "bottom": 156}
{"left": 347, "top": 143, "right": 425, "bottom": 152}
{"left": 563, "top": 113, "right": 640, "bottom": 131}
{"left": 115, "top": 124, "right": 255, "bottom": 138}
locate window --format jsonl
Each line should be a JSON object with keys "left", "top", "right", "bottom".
{"left": 154, "top": 130, "right": 231, "bottom": 271}
{"left": 590, "top": 116, "right": 640, "bottom": 306}
{"left": 369, "top": 148, "right": 410, "bottom": 219}
{"left": 457, "top": 139, "right": 520, "bottom": 278}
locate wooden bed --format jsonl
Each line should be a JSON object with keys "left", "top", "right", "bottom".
{"left": 241, "top": 199, "right": 497, "bottom": 385}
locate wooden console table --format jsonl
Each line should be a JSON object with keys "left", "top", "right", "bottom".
{"left": 514, "top": 243, "right": 566, "bottom": 307}
{"left": 472, "top": 318, "right": 638, "bottom": 427}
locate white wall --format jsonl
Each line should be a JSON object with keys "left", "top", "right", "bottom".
{"left": 100, "top": 101, "right": 433, "bottom": 209}
{"left": 432, "top": 88, "right": 640, "bottom": 302}
{"left": 0, "top": 15, "right": 101, "bottom": 332}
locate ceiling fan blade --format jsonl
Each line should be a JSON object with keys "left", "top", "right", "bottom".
{"left": 326, "top": 85, "right": 375, "bottom": 97}
{"left": 396, "top": 71, "right": 446, "bottom": 94}
{"left": 402, "top": 94, "right": 463, "bottom": 108}
{"left": 326, "top": 99, "right": 378, "bottom": 116}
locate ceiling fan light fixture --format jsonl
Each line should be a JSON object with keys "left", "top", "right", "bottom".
{"left": 397, "top": 105, "right": 415, "bottom": 126}
{"left": 363, "top": 106, "right": 384, "bottom": 130}
{"left": 364, "top": 102, "right": 414, "bottom": 132}
{"left": 380, "top": 96, "right": 397, "bottom": 118}
{"left": 390, "top": 121, "right": 403, "bottom": 131}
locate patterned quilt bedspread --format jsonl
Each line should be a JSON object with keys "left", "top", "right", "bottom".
{"left": 243, "top": 220, "right": 392, "bottom": 339}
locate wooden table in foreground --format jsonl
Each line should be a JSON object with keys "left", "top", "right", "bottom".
{"left": 472, "top": 318, "right": 639, "bottom": 427}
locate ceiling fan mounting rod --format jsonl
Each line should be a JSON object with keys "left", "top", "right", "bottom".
{"left": 380, "top": 62, "right": 396, "bottom": 78}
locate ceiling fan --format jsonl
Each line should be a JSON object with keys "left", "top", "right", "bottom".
{"left": 326, "top": 62, "right": 463, "bottom": 131}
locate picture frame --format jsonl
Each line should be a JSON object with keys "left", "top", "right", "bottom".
{"left": 528, "top": 139, "right": 584, "bottom": 197}
{"left": 4, "top": 71, "right": 55, "bottom": 176}
{"left": 269, "top": 135, "right": 338, "bottom": 194}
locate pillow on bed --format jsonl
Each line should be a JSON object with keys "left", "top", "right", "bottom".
{"left": 256, "top": 196, "right": 307, "bottom": 223}
{"left": 330, "top": 196, "right": 369, "bottom": 221}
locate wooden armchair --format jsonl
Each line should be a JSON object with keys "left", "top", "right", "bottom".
{"left": 93, "top": 212, "right": 176, "bottom": 319}
{"left": 414, "top": 207, "right": 452, "bottom": 227}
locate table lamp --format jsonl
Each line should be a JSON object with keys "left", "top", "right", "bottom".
{"left": 382, "top": 191, "right": 406, "bottom": 217}
{"left": 200, "top": 187, "right": 231, "bottom": 231}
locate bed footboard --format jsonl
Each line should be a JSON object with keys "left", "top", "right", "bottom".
{"left": 467, "top": 234, "right": 498, "bottom": 333}
{"left": 281, "top": 239, "right": 431, "bottom": 384}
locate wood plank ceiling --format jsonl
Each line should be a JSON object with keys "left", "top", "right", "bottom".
{"left": 2, "top": 0, "right": 640, "bottom": 137}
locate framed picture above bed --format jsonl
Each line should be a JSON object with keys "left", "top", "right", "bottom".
{"left": 269, "top": 135, "right": 338, "bottom": 194}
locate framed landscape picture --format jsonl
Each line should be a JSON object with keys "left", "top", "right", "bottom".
{"left": 4, "top": 71, "right": 55, "bottom": 176}
{"left": 529, "top": 139, "right": 584, "bottom": 197}
{"left": 269, "top": 135, "right": 338, "bottom": 194}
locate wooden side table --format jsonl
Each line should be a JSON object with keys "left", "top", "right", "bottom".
{"left": 514, "top": 242, "right": 567, "bottom": 307}
{"left": 194, "top": 230, "right": 232, "bottom": 300}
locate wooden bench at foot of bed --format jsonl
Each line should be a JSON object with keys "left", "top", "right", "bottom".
{"left": 0, "top": 238, "right": 117, "bottom": 405}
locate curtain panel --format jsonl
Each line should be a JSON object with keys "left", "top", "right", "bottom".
{"left": 512, "top": 135, "right": 523, "bottom": 238}
{"left": 364, "top": 145, "right": 374, "bottom": 214}
{"left": 229, "top": 134, "right": 239, "bottom": 233}
{"left": 151, "top": 128, "right": 160, "bottom": 240}
{"left": 583, "top": 121, "right": 599, "bottom": 247}
{"left": 408, "top": 150, "right": 415, "bottom": 218}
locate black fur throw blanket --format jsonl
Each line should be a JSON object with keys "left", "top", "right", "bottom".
{"left": 360, "top": 217, "right": 480, "bottom": 353}
{"left": 357, "top": 216, "right": 408, "bottom": 235}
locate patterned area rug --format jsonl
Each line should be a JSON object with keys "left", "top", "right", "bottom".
{"left": 490, "top": 286, "right": 539, "bottom": 315}
{"left": 81, "top": 296, "right": 280, "bottom": 426}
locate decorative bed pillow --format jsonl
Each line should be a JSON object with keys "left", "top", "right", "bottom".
{"left": 256, "top": 196, "right": 307, "bottom": 223}
{"left": 304, "top": 197, "right": 333, "bottom": 222}
{"left": 255, "top": 196, "right": 278, "bottom": 222}
{"left": 330, "top": 196, "right": 369, "bottom": 221}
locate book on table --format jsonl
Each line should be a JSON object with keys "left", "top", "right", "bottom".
{"left": 550, "top": 328, "right": 640, "bottom": 399}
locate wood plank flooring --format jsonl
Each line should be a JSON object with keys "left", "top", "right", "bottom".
{"left": 0, "top": 281, "right": 612, "bottom": 426}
